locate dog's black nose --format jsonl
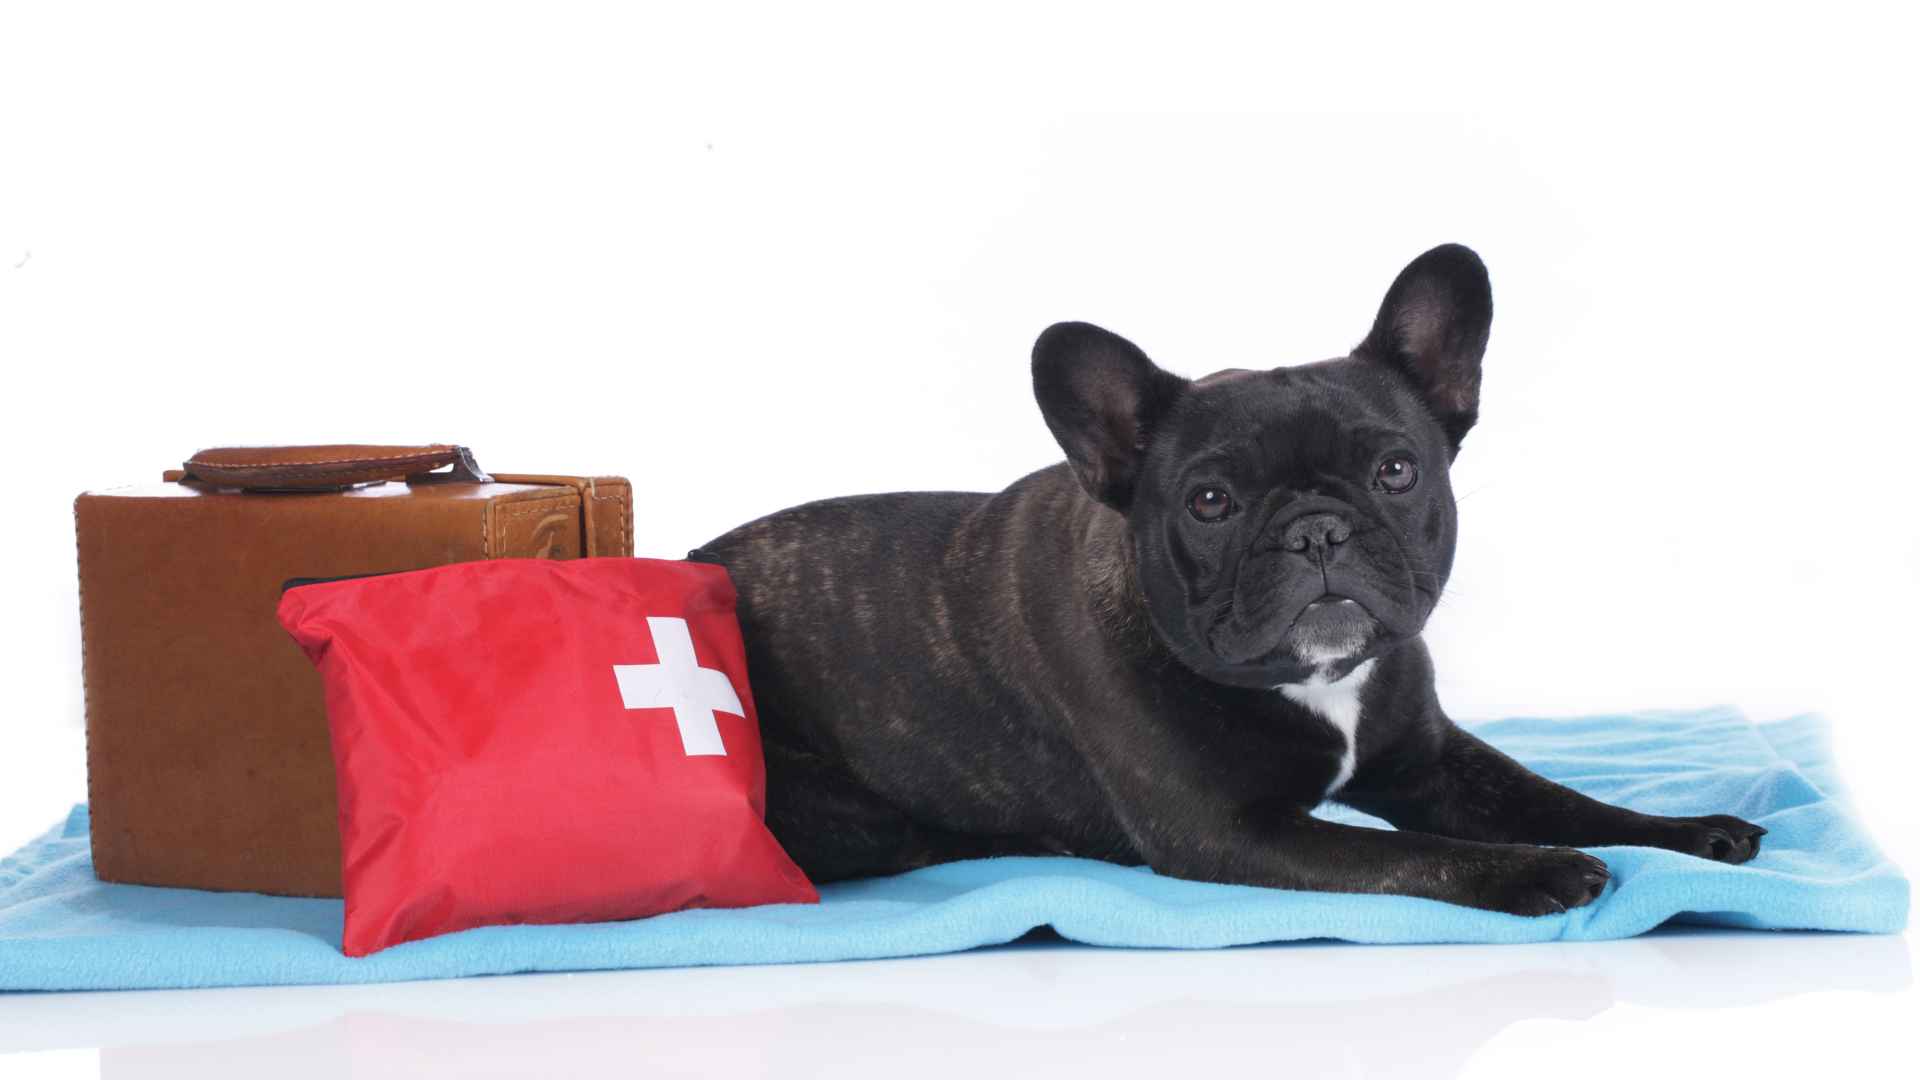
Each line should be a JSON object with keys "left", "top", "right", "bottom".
{"left": 1281, "top": 512, "right": 1351, "bottom": 555}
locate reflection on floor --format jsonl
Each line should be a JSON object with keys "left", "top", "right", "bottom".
{"left": 0, "top": 927, "right": 1907, "bottom": 1079}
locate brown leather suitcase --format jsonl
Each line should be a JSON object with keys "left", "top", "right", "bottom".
{"left": 73, "top": 445, "right": 635, "bottom": 897}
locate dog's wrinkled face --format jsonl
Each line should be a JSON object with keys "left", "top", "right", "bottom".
{"left": 1131, "top": 361, "right": 1458, "bottom": 686}
{"left": 1034, "top": 244, "right": 1494, "bottom": 689}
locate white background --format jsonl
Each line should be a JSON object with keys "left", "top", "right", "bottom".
{"left": 1, "top": 2, "right": 1915, "bottom": 1077}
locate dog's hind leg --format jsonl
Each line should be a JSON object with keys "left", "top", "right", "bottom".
{"left": 762, "top": 739, "right": 1040, "bottom": 882}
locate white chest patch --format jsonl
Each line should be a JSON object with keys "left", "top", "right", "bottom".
{"left": 1277, "top": 658, "right": 1376, "bottom": 797}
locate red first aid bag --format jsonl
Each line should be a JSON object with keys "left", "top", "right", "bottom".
{"left": 277, "top": 557, "right": 818, "bottom": 957}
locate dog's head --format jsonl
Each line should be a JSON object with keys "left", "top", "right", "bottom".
{"left": 1033, "top": 244, "right": 1492, "bottom": 689}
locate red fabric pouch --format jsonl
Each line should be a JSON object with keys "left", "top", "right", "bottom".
{"left": 277, "top": 557, "right": 818, "bottom": 957}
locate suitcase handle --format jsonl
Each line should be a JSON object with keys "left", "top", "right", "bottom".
{"left": 180, "top": 444, "right": 493, "bottom": 490}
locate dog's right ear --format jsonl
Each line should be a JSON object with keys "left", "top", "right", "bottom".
{"left": 1032, "top": 322, "right": 1189, "bottom": 511}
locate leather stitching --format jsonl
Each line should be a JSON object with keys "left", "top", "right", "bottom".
{"left": 498, "top": 498, "right": 579, "bottom": 518}
{"left": 489, "top": 496, "right": 578, "bottom": 558}
{"left": 589, "top": 483, "right": 632, "bottom": 556}
{"left": 494, "top": 496, "right": 580, "bottom": 558}
{"left": 582, "top": 477, "right": 600, "bottom": 557}
{"left": 500, "top": 509, "right": 577, "bottom": 520}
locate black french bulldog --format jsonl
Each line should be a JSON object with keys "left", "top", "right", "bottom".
{"left": 695, "top": 244, "right": 1763, "bottom": 915}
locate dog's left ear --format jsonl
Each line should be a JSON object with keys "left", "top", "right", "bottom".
{"left": 1357, "top": 244, "right": 1493, "bottom": 455}
{"left": 1033, "top": 322, "right": 1189, "bottom": 511}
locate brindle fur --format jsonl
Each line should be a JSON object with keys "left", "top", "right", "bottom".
{"left": 693, "top": 245, "right": 1762, "bottom": 915}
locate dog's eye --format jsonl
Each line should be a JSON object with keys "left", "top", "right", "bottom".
{"left": 1188, "top": 486, "right": 1234, "bottom": 522}
{"left": 1375, "top": 457, "right": 1418, "bottom": 494}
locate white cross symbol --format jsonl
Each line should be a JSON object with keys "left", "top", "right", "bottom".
{"left": 612, "top": 616, "right": 742, "bottom": 756}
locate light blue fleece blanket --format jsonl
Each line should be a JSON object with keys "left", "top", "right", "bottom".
{"left": 0, "top": 708, "right": 1906, "bottom": 992}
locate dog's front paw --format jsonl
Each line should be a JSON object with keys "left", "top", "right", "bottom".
{"left": 1654, "top": 814, "right": 1766, "bottom": 864}
{"left": 1473, "top": 846, "right": 1611, "bottom": 916}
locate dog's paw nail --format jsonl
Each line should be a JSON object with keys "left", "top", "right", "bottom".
{"left": 1581, "top": 862, "right": 1610, "bottom": 899}
{"left": 1485, "top": 848, "right": 1610, "bottom": 916}
{"left": 1671, "top": 815, "right": 1765, "bottom": 864}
